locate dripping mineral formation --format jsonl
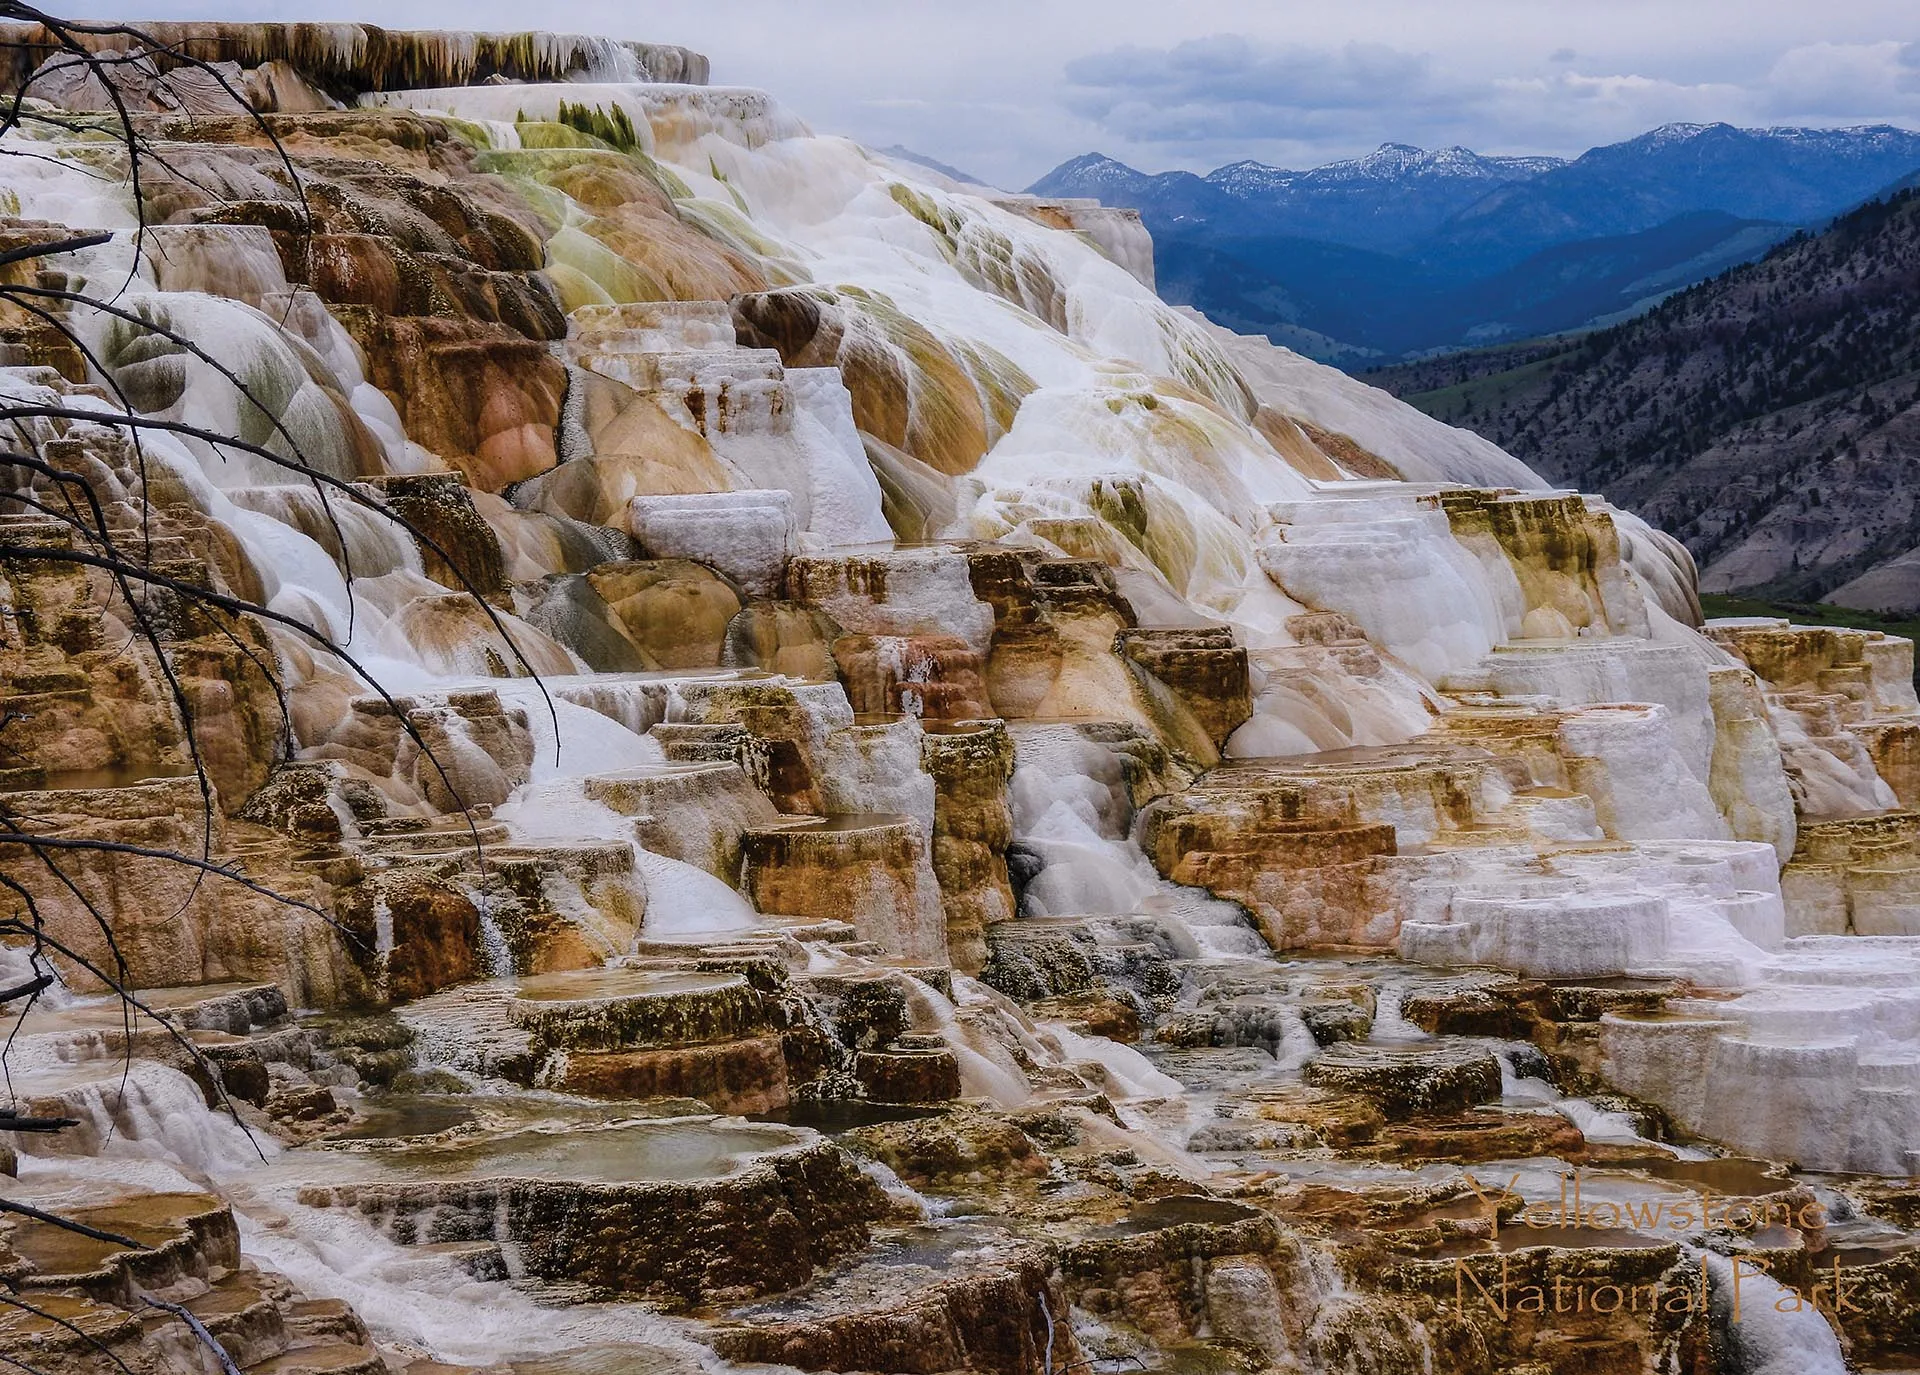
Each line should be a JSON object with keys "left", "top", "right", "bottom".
{"left": 0, "top": 20, "right": 1915, "bottom": 1375}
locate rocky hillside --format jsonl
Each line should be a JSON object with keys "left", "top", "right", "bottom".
{"left": 1030, "top": 124, "right": 1920, "bottom": 361}
{"left": 1374, "top": 187, "right": 1920, "bottom": 609}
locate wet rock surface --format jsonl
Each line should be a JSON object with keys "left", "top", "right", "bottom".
{"left": 290, "top": 1114, "right": 887, "bottom": 1304}
{"left": 1302, "top": 1042, "right": 1505, "bottom": 1120}
{"left": 711, "top": 1226, "right": 1073, "bottom": 1375}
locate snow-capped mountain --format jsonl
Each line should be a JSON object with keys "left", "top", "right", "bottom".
{"left": 1032, "top": 141, "right": 1563, "bottom": 252}
{"left": 1206, "top": 144, "right": 1566, "bottom": 198}
{"left": 1027, "top": 123, "right": 1920, "bottom": 362}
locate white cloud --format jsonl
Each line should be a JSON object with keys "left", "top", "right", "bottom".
{"left": 1762, "top": 41, "right": 1919, "bottom": 115}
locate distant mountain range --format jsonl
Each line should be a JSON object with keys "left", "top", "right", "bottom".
{"left": 1367, "top": 185, "right": 1920, "bottom": 612}
{"left": 879, "top": 145, "right": 985, "bottom": 186}
{"left": 1028, "top": 124, "right": 1920, "bottom": 363}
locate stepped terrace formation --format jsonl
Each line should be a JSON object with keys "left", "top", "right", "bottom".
{"left": 0, "top": 19, "right": 1916, "bottom": 1375}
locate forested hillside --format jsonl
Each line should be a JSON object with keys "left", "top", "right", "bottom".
{"left": 1373, "top": 187, "right": 1920, "bottom": 609}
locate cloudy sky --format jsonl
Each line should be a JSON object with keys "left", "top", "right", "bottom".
{"left": 95, "top": 0, "right": 1920, "bottom": 186}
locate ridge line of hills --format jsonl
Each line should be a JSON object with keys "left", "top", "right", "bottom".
{"left": 1024, "top": 122, "right": 1920, "bottom": 363}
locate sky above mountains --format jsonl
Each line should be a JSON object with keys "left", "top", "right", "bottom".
{"left": 93, "top": 0, "right": 1920, "bottom": 187}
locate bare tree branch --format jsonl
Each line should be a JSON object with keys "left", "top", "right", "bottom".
{"left": 0, "top": 1196, "right": 147, "bottom": 1249}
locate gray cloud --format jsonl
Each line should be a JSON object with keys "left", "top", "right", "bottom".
{"left": 1060, "top": 32, "right": 1920, "bottom": 173}
{"left": 1061, "top": 38, "right": 1468, "bottom": 147}
{"left": 1066, "top": 37, "right": 1438, "bottom": 117}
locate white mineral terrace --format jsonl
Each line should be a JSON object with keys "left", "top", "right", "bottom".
{"left": 0, "top": 22, "right": 1911, "bottom": 1375}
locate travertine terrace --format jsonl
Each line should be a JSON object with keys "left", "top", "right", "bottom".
{"left": 0, "top": 21, "right": 1916, "bottom": 1375}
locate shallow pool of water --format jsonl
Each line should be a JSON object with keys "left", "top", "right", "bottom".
{"left": 512, "top": 968, "right": 740, "bottom": 1003}
{"left": 296, "top": 1116, "right": 814, "bottom": 1186}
